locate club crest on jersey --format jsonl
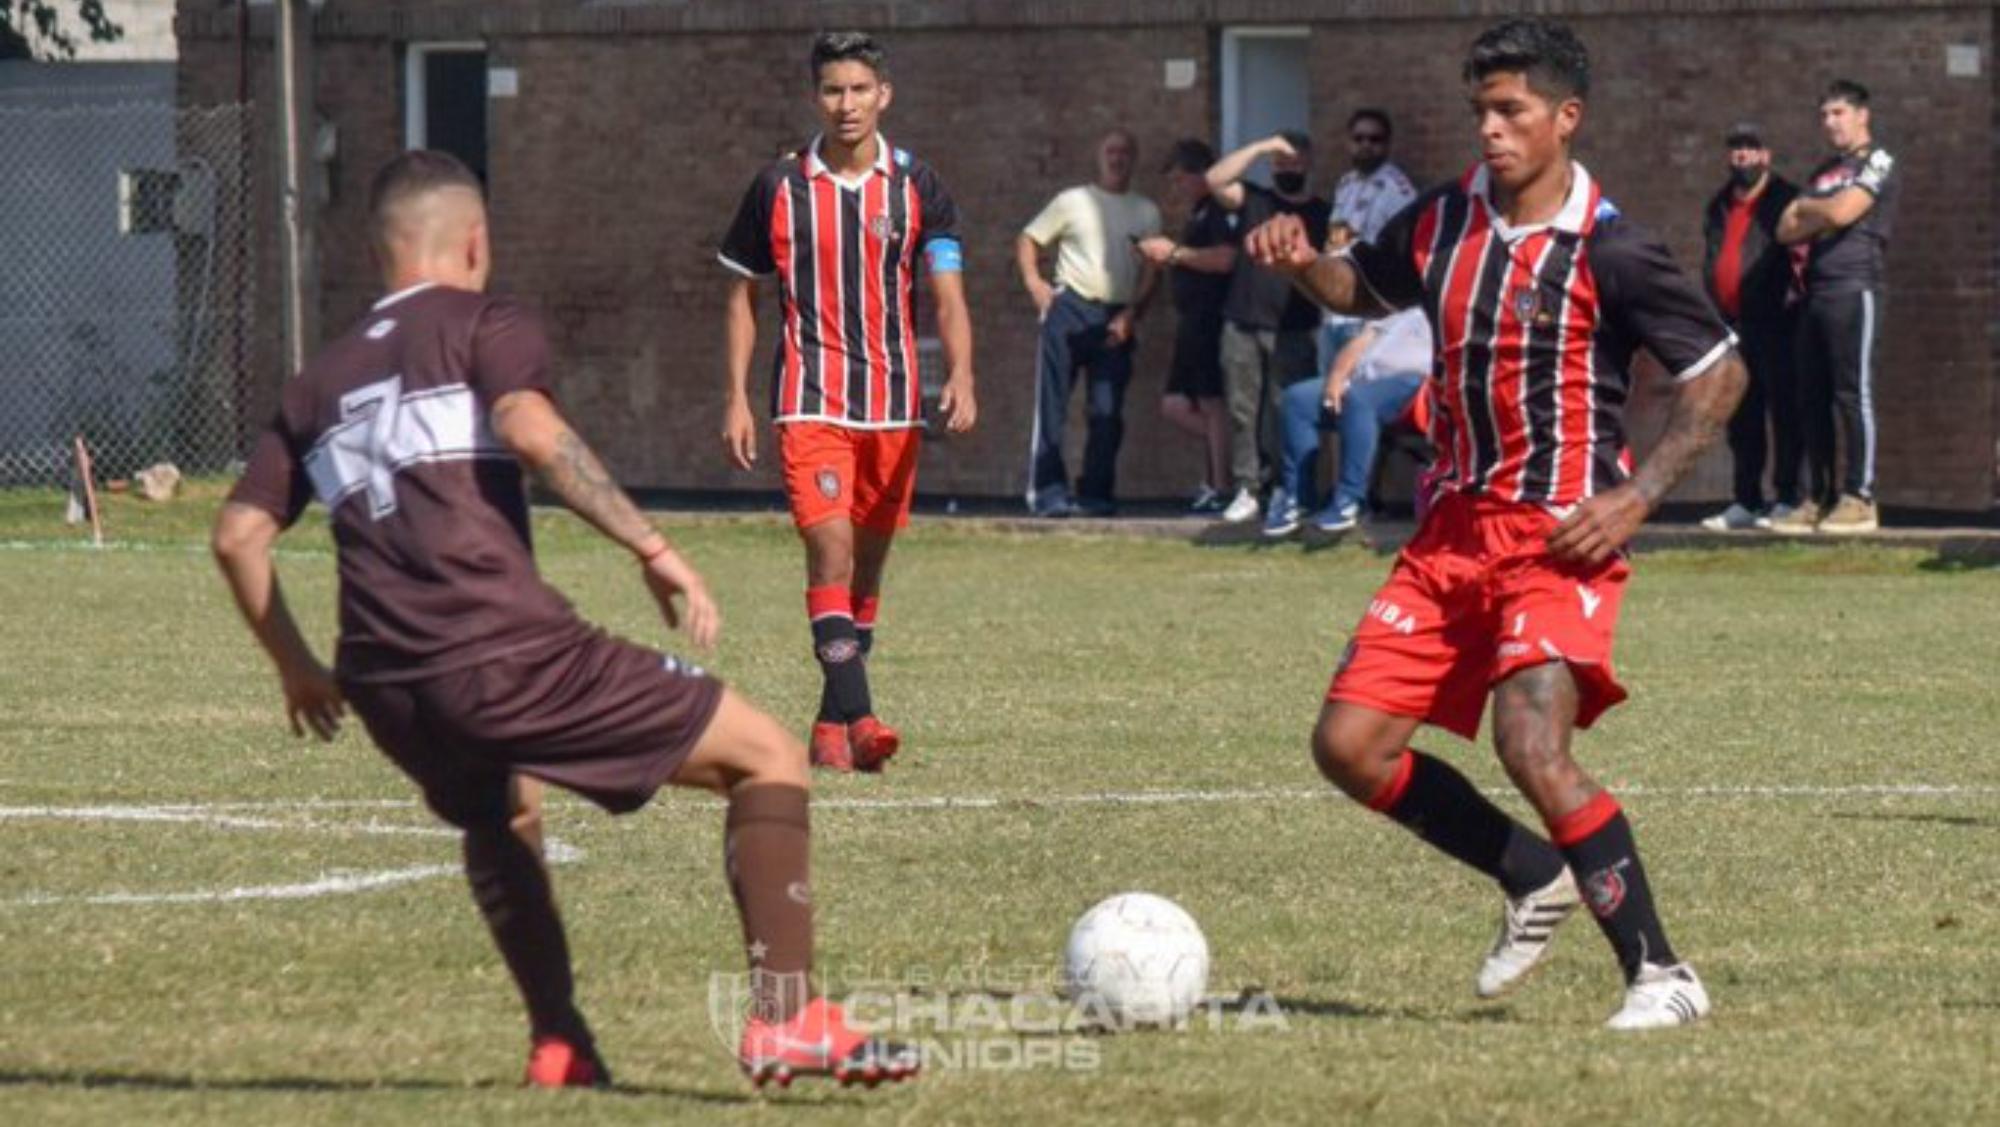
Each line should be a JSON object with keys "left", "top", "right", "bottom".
{"left": 1511, "top": 284, "right": 1541, "bottom": 323}
{"left": 868, "top": 213, "right": 897, "bottom": 241}
{"left": 1582, "top": 862, "right": 1629, "bottom": 919}
{"left": 816, "top": 469, "right": 842, "bottom": 500}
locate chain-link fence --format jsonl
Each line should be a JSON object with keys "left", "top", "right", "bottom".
{"left": 0, "top": 101, "right": 255, "bottom": 486}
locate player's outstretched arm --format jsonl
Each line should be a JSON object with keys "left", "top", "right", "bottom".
{"left": 492, "top": 390, "right": 719, "bottom": 648}
{"left": 930, "top": 269, "right": 978, "bottom": 433}
{"left": 722, "top": 276, "right": 760, "bottom": 469}
{"left": 212, "top": 502, "right": 344, "bottom": 740}
{"left": 1244, "top": 213, "right": 1384, "bottom": 317}
{"left": 1547, "top": 351, "right": 1748, "bottom": 565}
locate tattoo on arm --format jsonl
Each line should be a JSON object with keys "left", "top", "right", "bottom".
{"left": 1629, "top": 354, "right": 1747, "bottom": 509}
{"left": 1295, "top": 256, "right": 1383, "bottom": 318}
{"left": 535, "top": 425, "right": 656, "bottom": 551}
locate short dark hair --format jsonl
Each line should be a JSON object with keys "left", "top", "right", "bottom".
{"left": 811, "top": 30, "right": 887, "bottom": 83}
{"left": 1822, "top": 79, "right": 1870, "bottom": 109}
{"left": 1347, "top": 108, "right": 1392, "bottom": 140}
{"left": 369, "top": 149, "right": 482, "bottom": 229}
{"left": 1278, "top": 128, "right": 1312, "bottom": 154}
{"left": 1162, "top": 138, "right": 1215, "bottom": 173}
{"left": 1464, "top": 17, "right": 1591, "bottom": 101}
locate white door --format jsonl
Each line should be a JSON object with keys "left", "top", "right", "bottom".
{"left": 1220, "top": 27, "right": 1310, "bottom": 186}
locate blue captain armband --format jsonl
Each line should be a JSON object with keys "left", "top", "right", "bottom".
{"left": 924, "top": 238, "right": 964, "bottom": 274}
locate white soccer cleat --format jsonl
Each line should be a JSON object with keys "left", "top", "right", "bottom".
{"left": 1476, "top": 869, "right": 1581, "bottom": 998}
{"left": 1605, "top": 961, "right": 1711, "bottom": 1031}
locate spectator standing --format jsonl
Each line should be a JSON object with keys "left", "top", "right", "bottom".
{"left": 1772, "top": 80, "right": 1900, "bottom": 534}
{"left": 1698, "top": 121, "right": 1802, "bottom": 531}
{"left": 1207, "top": 132, "right": 1332, "bottom": 524}
{"left": 1322, "top": 110, "right": 1418, "bottom": 376}
{"left": 1137, "top": 139, "right": 1238, "bottom": 513}
{"left": 1016, "top": 129, "right": 1163, "bottom": 517}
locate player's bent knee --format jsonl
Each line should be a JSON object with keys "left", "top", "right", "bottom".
{"left": 676, "top": 689, "right": 810, "bottom": 794}
{"left": 1310, "top": 708, "right": 1400, "bottom": 802}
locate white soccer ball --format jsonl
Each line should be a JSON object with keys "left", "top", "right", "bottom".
{"left": 1062, "top": 892, "right": 1210, "bottom": 1028}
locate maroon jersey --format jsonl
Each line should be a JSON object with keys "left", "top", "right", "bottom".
{"left": 1350, "top": 164, "right": 1735, "bottom": 507}
{"left": 227, "top": 283, "right": 583, "bottom": 683}
{"left": 717, "top": 134, "right": 961, "bottom": 429}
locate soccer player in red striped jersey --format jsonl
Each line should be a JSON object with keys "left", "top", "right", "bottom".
{"left": 719, "top": 31, "right": 977, "bottom": 773}
{"left": 1247, "top": 18, "right": 1745, "bottom": 1030}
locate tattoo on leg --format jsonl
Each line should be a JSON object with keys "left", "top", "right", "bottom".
{"left": 1494, "top": 663, "right": 1595, "bottom": 816}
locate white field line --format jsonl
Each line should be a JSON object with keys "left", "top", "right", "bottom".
{"left": 0, "top": 538, "right": 330, "bottom": 559}
{"left": 0, "top": 804, "right": 580, "bottom": 907}
{"left": 2, "top": 782, "right": 1989, "bottom": 908}
{"left": 72, "top": 782, "right": 2000, "bottom": 817}
{"left": 806, "top": 783, "right": 2000, "bottom": 811}
{"left": 4, "top": 865, "right": 463, "bottom": 906}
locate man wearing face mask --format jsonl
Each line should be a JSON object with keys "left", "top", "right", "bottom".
{"left": 1698, "top": 121, "right": 1801, "bottom": 531}
{"left": 1206, "top": 132, "right": 1332, "bottom": 525}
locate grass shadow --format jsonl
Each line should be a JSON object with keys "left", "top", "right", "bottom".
{"left": 0, "top": 1066, "right": 813, "bottom": 1107}
{"left": 1918, "top": 544, "right": 2000, "bottom": 573}
{"left": 1832, "top": 811, "right": 2000, "bottom": 830}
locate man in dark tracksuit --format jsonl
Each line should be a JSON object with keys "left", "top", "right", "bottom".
{"left": 1698, "top": 121, "right": 1801, "bottom": 531}
{"left": 1773, "top": 80, "right": 1900, "bottom": 534}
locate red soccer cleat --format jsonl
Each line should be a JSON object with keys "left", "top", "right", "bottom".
{"left": 848, "top": 716, "right": 901, "bottom": 774}
{"left": 523, "top": 1034, "right": 611, "bottom": 1089}
{"left": 738, "top": 997, "right": 921, "bottom": 1089}
{"left": 809, "top": 722, "right": 854, "bottom": 772}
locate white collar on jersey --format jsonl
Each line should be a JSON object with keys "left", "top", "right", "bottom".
{"left": 1470, "top": 160, "right": 1596, "bottom": 243}
{"left": 372, "top": 281, "right": 440, "bottom": 311}
{"left": 806, "top": 132, "right": 893, "bottom": 188}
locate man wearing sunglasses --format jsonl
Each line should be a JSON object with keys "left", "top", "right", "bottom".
{"left": 1320, "top": 110, "right": 1418, "bottom": 416}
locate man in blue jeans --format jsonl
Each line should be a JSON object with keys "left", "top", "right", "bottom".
{"left": 1015, "top": 129, "right": 1163, "bottom": 517}
{"left": 1267, "top": 307, "right": 1432, "bottom": 538}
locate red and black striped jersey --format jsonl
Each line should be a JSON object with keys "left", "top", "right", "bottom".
{"left": 1349, "top": 163, "right": 1734, "bottom": 508}
{"left": 719, "top": 134, "right": 962, "bottom": 429}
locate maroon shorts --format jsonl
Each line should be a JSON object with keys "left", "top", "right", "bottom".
{"left": 344, "top": 629, "right": 724, "bottom": 829}
{"left": 1327, "top": 491, "right": 1630, "bottom": 741}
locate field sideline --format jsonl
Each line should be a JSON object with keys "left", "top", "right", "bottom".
{"left": 2, "top": 485, "right": 1997, "bottom": 1125}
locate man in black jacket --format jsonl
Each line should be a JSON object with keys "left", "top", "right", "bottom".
{"left": 1699, "top": 121, "right": 1802, "bottom": 531}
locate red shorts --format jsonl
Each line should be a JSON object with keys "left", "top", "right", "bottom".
{"left": 778, "top": 422, "right": 921, "bottom": 533}
{"left": 1327, "top": 491, "right": 1630, "bottom": 741}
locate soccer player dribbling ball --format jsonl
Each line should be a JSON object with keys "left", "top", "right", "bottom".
{"left": 1246, "top": 18, "right": 1746, "bottom": 1029}
{"left": 719, "top": 31, "right": 977, "bottom": 773}
{"left": 214, "top": 150, "right": 918, "bottom": 1088}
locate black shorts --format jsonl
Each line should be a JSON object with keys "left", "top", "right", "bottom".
{"left": 344, "top": 629, "right": 724, "bottom": 829}
{"left": 1165, "top": 313, "right": 1225, "bottom": 400}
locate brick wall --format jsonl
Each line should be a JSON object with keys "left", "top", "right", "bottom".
{"left": 178, "top": 0, "right": 2000, "bottom": 511}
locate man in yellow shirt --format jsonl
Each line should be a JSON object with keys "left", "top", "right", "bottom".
{"left": 1016, "top": 129, "right": 1163, "bottom": 516}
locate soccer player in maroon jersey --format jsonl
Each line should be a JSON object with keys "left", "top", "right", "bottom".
{"left": 719, "top": 31, "right": 976, "bottom": 773}
{"left": 1246, "top": 18, "right": 1746, "bottom": 1029}
{"left": 213, "top": 151, "right": 917, "bottom": 1088}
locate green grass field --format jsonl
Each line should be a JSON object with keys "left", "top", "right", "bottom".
{"left": 3, "top": 485, "right": 1997, "bottom": 1125}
